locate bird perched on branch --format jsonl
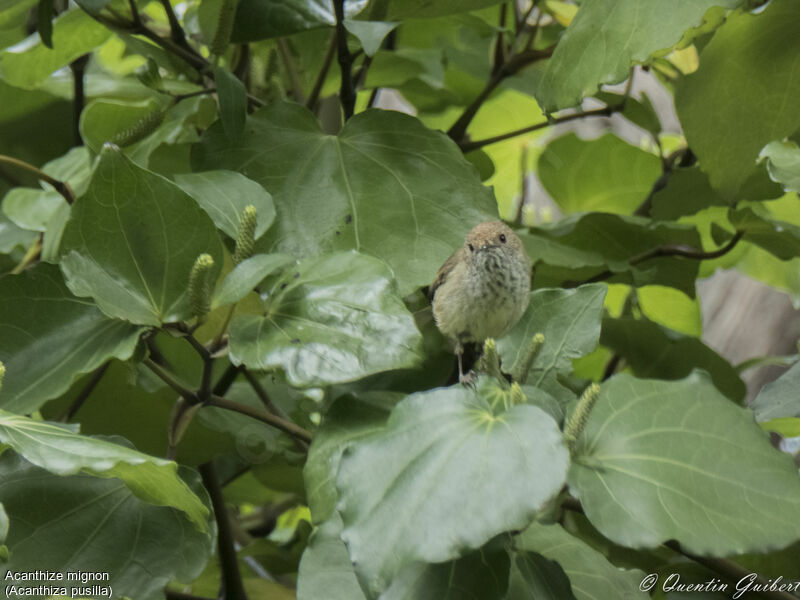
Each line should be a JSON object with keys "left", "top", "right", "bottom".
{"left": 430, "top": 220, "right": 532, "bottom": 383}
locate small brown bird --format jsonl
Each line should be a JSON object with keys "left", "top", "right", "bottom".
{"left": 430, "top": 221, "right": 531, "bottom": 383}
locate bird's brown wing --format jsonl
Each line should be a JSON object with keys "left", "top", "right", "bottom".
{"left": 428, "top": 246, "right": 463, "bottom": 301}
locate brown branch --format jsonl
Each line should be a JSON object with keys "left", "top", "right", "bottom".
{"left": 241, "top": 367, "right": 308, "bottom": 452}
{"left": 60, "top": 361, "right": 110, "bottom": 422}
{"left": 633, "top": 146, "right": 689, "bottom": 217}
{"left": 459, "top": 105, "right": 615, "bottom": 153}
{"left": 560, "top": 497, "right": 798, "bottom": 600}
{"left": 165, "top": 592, "right": 215, "bottom": 600}
{"left": 199, "top": 462, "right": 249, "bottom": 600}
{"left": 70, "top": 54, "right": 90, "bottom": 146}
{"left": 447, "top": 47, "right": 554, "bottom": 143}
{"left": 158, "top": 0, "right": 188, "bottom": 47}
{"left": 0, "top": 155, "right": 74, "bottom": 205}
{"left": 143, "top": 357, "right": 198, "bottom": 403}
{"left": 207, "top": 395, "right": 313, "bottom": 445}
{"left": 333, "top": 0, "right": 355, "bottom": 119}
{"left": 576, "top": 230, "right": 746, "bottom": 286}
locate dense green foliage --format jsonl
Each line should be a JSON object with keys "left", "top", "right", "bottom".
{"left": 1, "top": 1, "right": 800, "bottom": 599}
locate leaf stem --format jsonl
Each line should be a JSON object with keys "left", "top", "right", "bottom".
{"left": 143, "top": 357, "right": 198, "bottom": 403}
{"left": 70, "top": 54, "right": 90, "bottom": 146}
{"left": 0, "top": 154, "right": 74, "bottom": 204}
{"left": 11, "top": 235, "right": 43, "bottom": 275}
{"left": 199, "top": 462, "right": 249, "bottom": 600}
{"left": 332, "top": 0, "right": 355, "bottom": 120}
{"left": 576, "top": 230, "right": 746, "bottom": 286}
{"left": 207, "top": 395, "right": 313, "bottom": 445}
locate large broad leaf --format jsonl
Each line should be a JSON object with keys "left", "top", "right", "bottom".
{"left": 0, "top": 264, "right": 143, "bottom": 414}
{"left": 0, "top": 411, "right": 209, "bottom": 531}
{"left": 600, "top": 316, "right": 745, "bottom": 402}
{"left": 298, "top": 515, "right": 368, "bottom": 600}
{"left": 0, "top": 453, "right": 214, "bottom": 600}
{"left": 232, "top": 0, "right": 367, "bottom": 41}
{"left": 337, "top": 382, "right": 569, "bottom": 596}
{"left": 522, "top": 213, "right": 703, "bottom": 297}
{"left": 675, "top": 0, "right": 800, "bottom": 199}
{"left": 298, "top": 514, "right": 510, "bottom": 600}
{"left": 228, "top": 251, "right": 424, "bottom": 386}
{"left": 538, "top": 133, "right": 661, "bottom": 214}
{"left": 60, "top": 145, "right": 223, "bottom": 326}
{"left": 175, "top": 170, "right": 276, "bottom": 241}
{"left": 380, "top": 545, "right": 510, "bottom": 600}
{"left": 304, "top": 392, "right": 397, "bottom": 524}
{"left": 514, "top": 522, "right": 647, "bottom": 600}
{"left": 0, "top": 8, "right": 110, "bottom": 89}
{"left": 535, "top": 0, "right": 740, "bottom": 111}
{"left": 751, "top": 362, "right": 800, "bottom": 422}
{"left": 570, "top": 373, "right": 800, "bottom": 555}
{"left": 358, "top": 0, "right": 505, "bottom": 20}
{"left": 497, "top": 285, "right": 607, "bottom": 401}
{"left": 192, "top": 102, "right": 497, "bottom": 294}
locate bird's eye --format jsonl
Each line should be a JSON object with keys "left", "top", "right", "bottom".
{"left": 499, "top": 234, "right": 507, "bottom": 243}
{"left": 468, "top": 243, "right": 475, "bottom": 252}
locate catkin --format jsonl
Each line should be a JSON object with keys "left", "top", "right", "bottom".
{"left": 211, "top": 0, "right": 237, "bottom": 57}
{"left": 112, "top": 109, "right": 165, "bottom": 147}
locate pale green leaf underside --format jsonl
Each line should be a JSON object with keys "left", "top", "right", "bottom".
{"left": 515, "top": 522, "right": 647, "bottom": 600}
{"left": 0, "top": 410, "right": 209, "bottom": 531}
{"left": 60, "top": 145, "right": 223, "bottom": 326}
{"left": 570, "top": 373, "right": 800, "bottom": 555}
{"left": 337, "top": 383, "right": 569, "bottom": 596}
{"left": 0, "top": 454, "right": 213, "bottom": 600}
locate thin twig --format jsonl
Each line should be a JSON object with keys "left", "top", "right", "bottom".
{"left": 277, "top": 38, "right": 306, "bottom": 104}
{"left": 240, "top": 367, "right": 308, "bottom": 452}
{"left": 306, "top": 33, "right": 337, "bottom": 110}
{"left": 0, "top": 155, "right": 74, "bottom": 204}
{"left": 60, "top": 362, "right": 111, "bottom": 422}
{"left": 199, "top": 462, "right": 249, "bottom": 600}
{"left": 633, "top": 146, "right": 689, "bottom": 217}
{"left": 459, "top": 105, "right": 615, "bottom": 153}
{"left": 165, "top": 592, "right": 215, "bottom": 600}
{"left": 207, "top": 395, "right": 313, "bottom": 445}
{"left": 69, "top": 54, "right": 90, "bottom": 146}
{"left": 576, "top": 231, "right": 746, "bottom": 286}
{"left": 447, "top": 46, "right": 555, "bottom": 143}
{"left": 126, "top": 0, "right": 141, "bottom": 26}
{"left": 492, "top": 3, "right": 508, "bottom": 75}
{"left": 332, "top": 0, "right": 355, "bottom": 120}
{"left": 143, "top": 357, "right": 198, "bottom": 403}
{"left": 559, "top": 498, "right": 798, "bottom": 600}
{"left": 158, "top": 0, "right": 188, "bottom": 47}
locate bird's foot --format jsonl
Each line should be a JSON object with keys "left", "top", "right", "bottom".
{"left": 459, "top": 369, "right": 478, "bottom": 388}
